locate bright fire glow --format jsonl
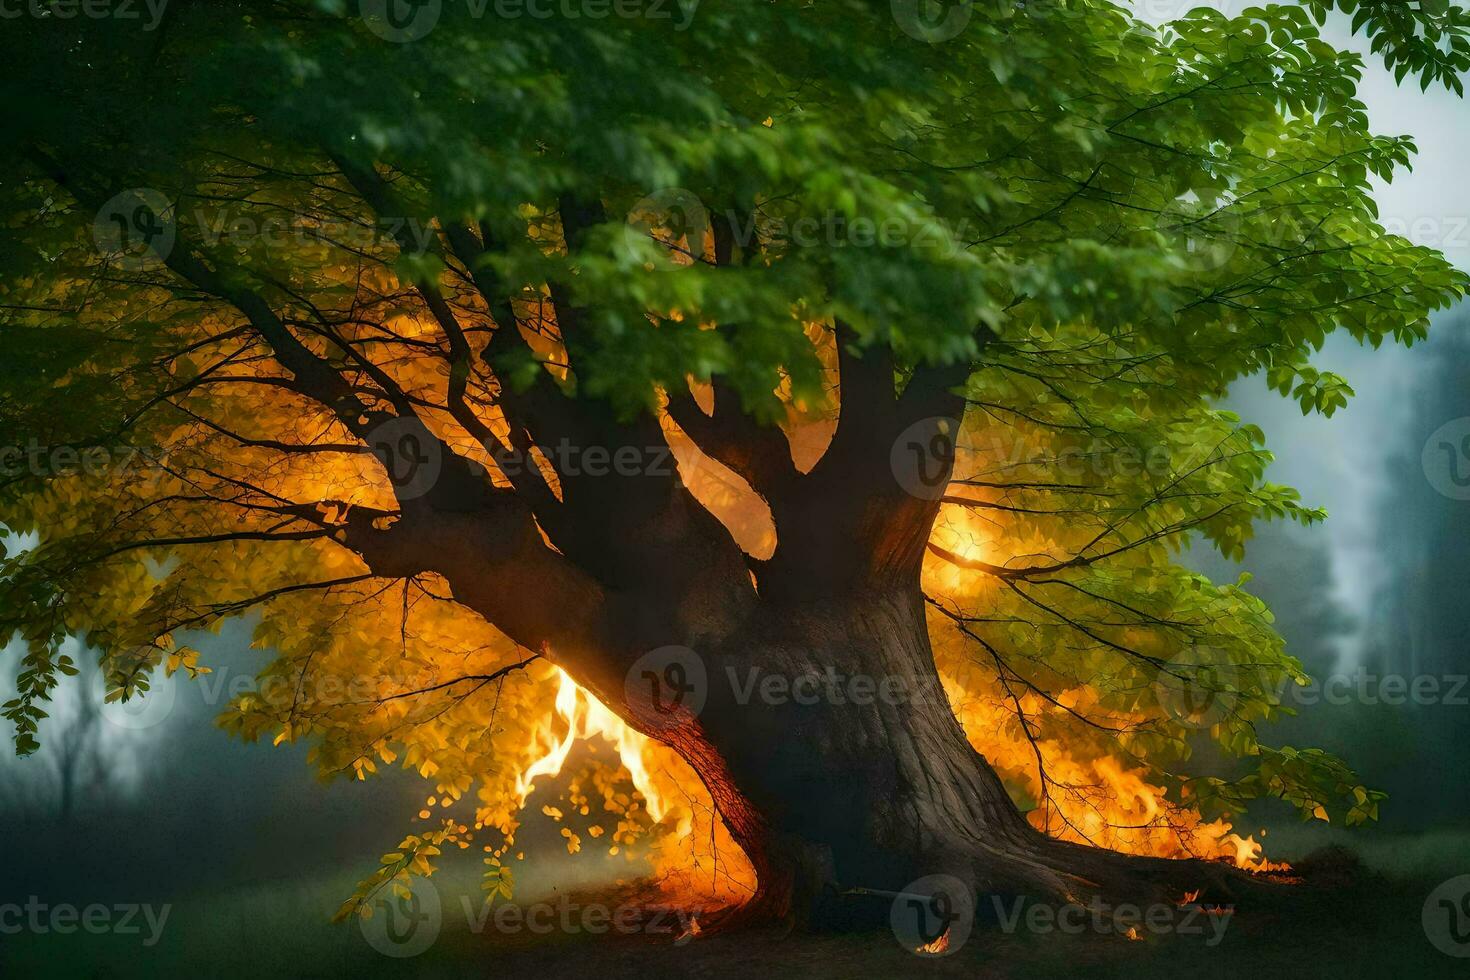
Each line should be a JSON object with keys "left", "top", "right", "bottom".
{"left": 943, "top": 682, "right": 1289, "bottom": 873}
{"left": 512, "top": 667, "right": 757, "bottom": 904}
{"left": 515, "top": 667, "right": 668, "bottom": 824}
{"left": 481, "top": 408, "right": 1287, "bottom": 905}
{"left": 505, "top": 665, "right": 1283, "bottom": 915}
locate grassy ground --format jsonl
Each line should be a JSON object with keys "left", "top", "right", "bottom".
{"left": 4, "top": 836, "right": 1469, "bottom": 979}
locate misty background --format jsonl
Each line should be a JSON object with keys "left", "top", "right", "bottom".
{"left": 2, "top": 2, "right": 1468, "bottom": 972}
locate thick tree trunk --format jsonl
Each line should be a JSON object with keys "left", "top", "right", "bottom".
{"left": 612, "top": 588, "right": 1273, "bottom": 927}
{"left": 694, "top": 590, "right": 1029, "bottom": 920}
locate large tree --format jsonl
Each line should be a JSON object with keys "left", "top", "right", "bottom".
{"left": 1, "top": 0, "right": 1465, "bottom": 926}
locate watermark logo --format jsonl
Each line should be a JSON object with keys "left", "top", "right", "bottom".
{"left": 890, "top": 874, "right": 974, "bottom": 956}
{"left": 0, "top": 0, "right": 170, "bottom": 29}
{"left": 625, "top": 188, "right": 711, "bottom": 270}
{"left": 1381, "top": 214, "right": 1470, "bottom": 252}
{"left": 992, "top": 894, "right": 1232, "bottom": 945}
{"left": 360, "top": 876, "right": 442, "bottom": 958}
{"left": 1280, "top": 670, "right": 1468, "bottom": 708}
{"left": 726, "top": 666, "right": 946, "bottom": 708}
{"left": 497, "top": 438, "right": 679, "bottom": 481}
{"left": 891, "top": 0, "right": 972, "bottom": 42}
{"left": 1422, "top": 417, "right": 1470, "bottom": 502}
{"left": 367, "top": 418, "right": 443, "bottom": 501}
{"left": 93, "top": 667, "right": 178, "bottom": 732}
{"left": 360, "top": 0, "right": 442, "bottom": 42}
{"left": 890, "top": 416, "right": 961, "bottom": 500}
{"left": 889, "top": 419, "right": 1177, "bottom": 501}
{"left": 1424, "top": 875, "right": 1470, "bottom": 958}
{"left": 1153, "top": 195, "right": 1247, "bottom": 274}
{"left": 1153, "top": 645, "right": 1259, "bottom": 730}
{"left": 0, "top": 898, "right": 170, "bottom": 947}
{"left": 0, "top": 441, "right": 166, "bottom": 481}
{"left": 461, "top": 895, "right": 699, "bottom": 941}
{"left": 623, "top": 645, "right": 707, "bottom": 732}
{"left": 93, "top": 188, "right": 175, "bottom": 271}
{"left": 190, "top": 207, "right": 435, "bottom": 254}
{"left": 361, "top": 0, "right": 699, "bottom": 38}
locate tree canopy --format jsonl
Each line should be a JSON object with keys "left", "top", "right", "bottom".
{"left": 0, "top": 0, "right": 1464, "bottom": 908}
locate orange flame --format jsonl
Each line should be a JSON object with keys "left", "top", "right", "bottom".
{"left": 943, "top": 680, "right": 1289, "bottom": 873}
{"left": 916, "top": 929, "right": 952, "bottom": 955}
{"left": 515, "top": 668, "right": 668, "bottom": 823}
{"left": 508, "top": 664, "right": 1282, "bottom": 909}
{"left": 515, "top": 667, "right": 756, "bottom": 904}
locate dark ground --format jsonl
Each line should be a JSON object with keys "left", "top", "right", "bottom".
{"left": 4, "top": 843, "right": 1468, "bottom": 979}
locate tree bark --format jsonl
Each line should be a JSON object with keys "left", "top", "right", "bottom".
{"left": 689, "top": 588, "right": 1034, "bottom": 924}
{"left": 594, "top": 587, "right": 1272, "bottom": 927}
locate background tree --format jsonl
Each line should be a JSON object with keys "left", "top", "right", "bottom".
{"left": 0, "top": 645, "right": 110, "bottom": 824}
{"left": 1358, "top": 308, "right": 1470, "bottom": 825}
{"left": 0, "top": 0, "right": 1464, "bottom": 925}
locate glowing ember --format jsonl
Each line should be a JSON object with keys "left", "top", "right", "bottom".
{"left": 916, "top": 928, "right": 952, "bottom": 955}
{"left": 1219, "top": 833, "right": 1292, "bottom": 874}
{"left": 675, "top": 916, "right": 702, "bottom": 944}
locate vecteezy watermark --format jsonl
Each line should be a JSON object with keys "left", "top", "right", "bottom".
{"left": 367, "top": 417, "right": 443, "bottom": 501}
{"left": 372, "top": 424, "right": 688, "bottom": 500}
{"left": 360, "top": 0, "right": 699, "bottom": 43}
{"left": 1128, "top": 0, "right": 1248, "bottom": 23}
{"left": 460, "top": 894, "right": 699, "bottom": 943}
{"left": 489, "top": 0, "right": 699, "bottom": 30}
{"left": 990, "top": 895, "right": 1233, "bottom": 946}
{"left": 0, "top": 432, "right": 680, "bottom": 508}
{"left": 1381, "top": 214, "right": 1470, "bottom": 252}
{"left": 360, "top": 0, "right": 442, "bottom": 41}
{"left": 887, "top": 877, "right": 1232, "bottom": 955}
{"left": 358, "top": 876, "right": 700, "bottom": 957}
{"left": 889, "top": 416, "right": 1174, "bottom": 500}
{"left": 0, "top": 0, "right": 169, "bottom": 29}
{"left": 1423, "top": 417, "right": 1470, "bottom": 502}
{"left": 497, "top": 439, "right": 680, "bottom": 481}
{"left": 624, "top": 191, "right": 984, "bottom": 269}
{"left": 0, "top": 898, "right": 171, "bottom": 947}
{"left": 625, "top": 188, "right": 713, "bottom": 270}
{"left": 0, "top": 441, "right": 170, "bottom": 481}
{"left": 1152, "top": 645, "right": 1261, "bottom": 731}
{"left": 890, "top": 416, "right": 962, "bottom": 501}
{"left": 1279, "top": 671, "right": 1469, "bottom": 709}
{"left": 1423, "top": 875, "right": 1470, "bottom": 958}
{"left": 93, "top": 191, "right": 433, "bottom": 265}
{"left": 891, "top": 0, "right": 973, "bottom": 43}
{"left": 623, "top": 645, "right": 707, "bottom": 733}
{"left": 190, "top": 208, "right": 436, "bottom": 255}
{"left": 889, "top": 874, "right": 975, "bottom": 957}
{"left": 735, "top": 211, "right": 968, "bottom": 256}
{"left": 360, "top": 876, "right": 442, "bottom": 958}
{"left": 92, "top": 665, "right": 179, "bottom": 732}
{"left": 93, "top": 188, "right": 175, "bottom": 271}
{"left": 1152, "top": 196, "right": 1250, "bottom": 275}
{"left": 1154, "top": 654, "right": 1470, "bottom": 729}
{"left": 726, "top": 666, "right": 947, "bottom": 708}
{"left": 622, "top": 647, "right": 957, "bottom": 730}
